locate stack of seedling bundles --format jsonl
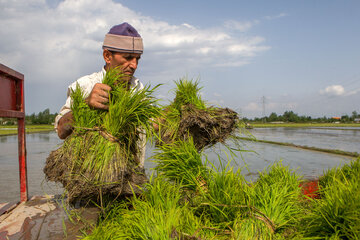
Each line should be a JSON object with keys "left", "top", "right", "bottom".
{"left": 44, "top": 69, "right": 160, "bottom": 204}
{"left": 85, "top": 146, "right": 360, "bottom": 239}
{"left": 82, "top": 78, "right": 360, "bottom": 239}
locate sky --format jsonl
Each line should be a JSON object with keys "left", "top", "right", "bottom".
{"left": 0, "top": 0, "right": 359, "bottom": 118}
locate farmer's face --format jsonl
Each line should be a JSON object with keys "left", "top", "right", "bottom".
{"left": 103, "top": 50, "right": 141, "bottom": 80}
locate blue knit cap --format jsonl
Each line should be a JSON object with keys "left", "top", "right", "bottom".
{"left": 108, "top": 22, "right": 141, "bottom": 37}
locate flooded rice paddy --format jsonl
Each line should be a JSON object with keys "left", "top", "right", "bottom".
{"left": 247, "top": 127, "right": 360, "bottom": 153}
{"left": 0, "top": 127, "right": 358, "bottom": 202}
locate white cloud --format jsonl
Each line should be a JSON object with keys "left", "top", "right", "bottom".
{"left": 264, "top": 13, "right": 288, "bottom": 20}
{"left": 320, "top": 85, "right": 345, "bottom": 96}
{"left": 0, "top": 0, "right": 271, "bottom": 114}
{"left": 0, "top": 0, "right": 270, "bottom": 85}
{"left": 320, "top": 85, "right": 360, "bottom": 97}
{"left": 224, "top": 20, "right": 259, "bottom": 32}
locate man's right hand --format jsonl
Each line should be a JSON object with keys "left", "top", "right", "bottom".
{"left": 57, "top": 83, "right": 112, "bottom": 139}
{"left": 85, "top": 83, "right": 112, "bottom": 110}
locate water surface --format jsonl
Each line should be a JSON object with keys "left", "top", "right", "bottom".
{"left": 0, "top": 129, "right": 355, "bottom": 202}
{"left": 246, "top": 127, "right": 360, "bottom": 153}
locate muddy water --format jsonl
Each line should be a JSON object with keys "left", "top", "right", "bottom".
{"left": 203, "top": 140, "right": 353, "bottom": 182}
{"left": 0, "top": 128, "right": 357, "bottom": 202}
{"left": 0, "top": 132, "right": 63, "bottom": 203}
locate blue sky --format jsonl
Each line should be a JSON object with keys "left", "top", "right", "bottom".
{"left": 1, "top": 0, "right": 359, "bottom": 118}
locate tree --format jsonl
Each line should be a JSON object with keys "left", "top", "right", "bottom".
{"left": 25, "top": 108, "right": 57, "bottom": 124}
{"left": 268, "top": 112, "right": 278, "bottom": 122}
{"left": 352, "top": 111, "right": 358, "bottom": 120}
{"left": 283, "top": 111, "right": 299, "bottom": 122}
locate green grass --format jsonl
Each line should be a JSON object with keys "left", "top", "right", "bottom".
{"left": 0, "top": 124, "right": 54, "bottom": 135}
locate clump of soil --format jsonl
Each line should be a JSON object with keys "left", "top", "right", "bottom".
{"left": 159, "top": 104, "right": 239, "bottom": 150}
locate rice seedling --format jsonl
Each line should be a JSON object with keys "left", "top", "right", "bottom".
{"left": 44, "top": 68, "right": 161, "bottom": 203}
{"left": 319, "top": 157, "right": 360, "bottom": 188}
{"left": 157, "top": 77, "right": 239, "bottom": 151}
{"left": 47, "top": 75, "right": 360, "bottom": 239}
{"left": 198, "top": 166, "right": 250, "bottom": 225}
{"left": 245, "top": 162, "right": 303, "bottom": 238}
{"left": 152, "top": 138, "right": 210, "bottom": 192}
{"left": 83, "top": 138, "right": 360, "bottom": 239}
{"left": 84, "top": 176, "right": 218, "bottom": 240}
{"left": 300, "top": 158, "right": 360, "bottom": 239}
{"left": 172, "top": 78, "right": 207, "bottom": 111}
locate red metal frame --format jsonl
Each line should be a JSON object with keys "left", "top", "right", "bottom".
{"left": 0, "top": 63, "right": 28, "bottom": 202}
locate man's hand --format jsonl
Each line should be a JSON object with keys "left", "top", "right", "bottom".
{"left": 57, "top": 111, "right": 74, "bottom": 139}
{"left": 57, "top": 83, "right": 112, "bottom": 139}
{"left": 85, "top": 83, "right": 112, "bottom": 110}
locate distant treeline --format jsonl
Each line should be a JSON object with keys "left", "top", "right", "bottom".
{"left": 1, "top": 109, "right": 359, "bottom": 125}
{"left": 0, "top": 108, "right": 57, "bottom": 125}
{"left": 244, "top": 110, "right": 360, "bottom": 123}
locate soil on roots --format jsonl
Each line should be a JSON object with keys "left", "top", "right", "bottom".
{"left": 160, "top": 104, "right": 239, "bottom": 150}
{"left": 43, "top": 132, "right": 148, "bottom": 205}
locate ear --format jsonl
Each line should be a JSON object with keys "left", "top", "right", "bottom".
{"left": 103, "top": 49, "right": 112, "bottom": 64}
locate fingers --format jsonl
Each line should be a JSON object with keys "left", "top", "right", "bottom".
{"left": 86, "top": 83, "right": 112, "bottom": 110}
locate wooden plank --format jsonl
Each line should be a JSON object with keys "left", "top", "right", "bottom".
{"left": 0, "top": 201, "right": 19, "bottom": 218}
{"left": 0, "top": 195, "right": 100, "bottom": 239}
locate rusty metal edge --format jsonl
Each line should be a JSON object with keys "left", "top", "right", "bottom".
{"left": 0, "top": 63, "right": 24, "bottom": 81}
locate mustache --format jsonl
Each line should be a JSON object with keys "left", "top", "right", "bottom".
{"left": 123, "top": 69, "right": 134, "bottom": 75}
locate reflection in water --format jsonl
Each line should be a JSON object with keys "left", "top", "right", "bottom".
{"left": 27, "top": 132, "right": 51, "bottom": 142}
{"left": 0, "top": 131, "right": 63, "bottom": 202}
{"left": 283, "top": 128, "right": 297, "bottom": 137}
{"left": 0, "top": 135, "right": 17, "bottom": 143}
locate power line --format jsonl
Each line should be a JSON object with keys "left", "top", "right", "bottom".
{"left": 262, "top": 96, "right": 266, "bottom": 122}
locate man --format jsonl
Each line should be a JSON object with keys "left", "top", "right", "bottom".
{"left": 55, "top": 22, "right": 144, "bottom": 139}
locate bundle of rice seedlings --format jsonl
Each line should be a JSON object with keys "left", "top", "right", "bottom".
{"left": 158, "top": 78, "right": 239, "bottom": 151}
{"left": 84, "top": 176, "right": 218, "bottom": 240}
{"left": 44, "top": 68, "right": 160, "bottom": 204}
{"left": 197, "top": 167, "right": 250, "bottom": 224}
{"left": 300, "top": 158, "right": 360, "bottom": 239}
{"left": 152, "top": 138, "right": 210, "bottom": 192}
{"left": 241, "top": 162, "right": 303, "bottom": 239}
{"left": 193, "top": 161, "right": 303, "bottom": 239}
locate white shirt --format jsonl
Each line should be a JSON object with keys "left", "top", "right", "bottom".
{"left": 55, "top": 67, "right": 146, "bottom": 166}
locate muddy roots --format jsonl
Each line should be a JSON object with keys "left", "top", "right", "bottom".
{"left": 160, "top": 104, "right": 239, "bottom": 150}
{"left": 43, "top": 131, "right": 148, "bottom": 205}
